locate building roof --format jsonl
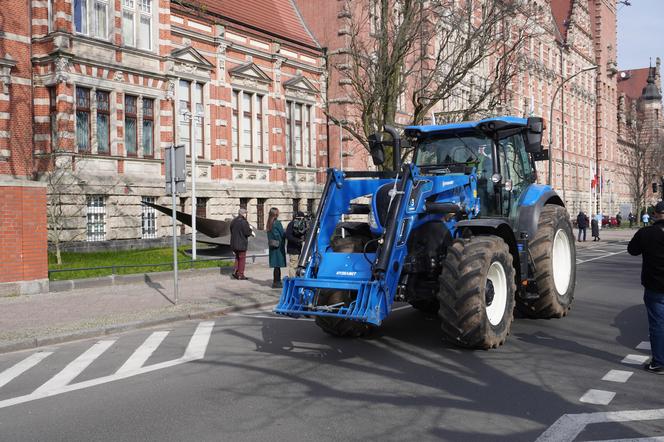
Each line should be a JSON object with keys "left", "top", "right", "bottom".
{"left": 550, "top": 0, "right": 573, "bottom": 43}
{"left": 201, "top": 0, "right": 319, "bottom": 49}
{"left": 618, "top": 67, "right": 652, "bottom": 100}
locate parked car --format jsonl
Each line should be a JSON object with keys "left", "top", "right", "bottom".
{"left": 602, "top": 215, "right": 618, "bottom": 227}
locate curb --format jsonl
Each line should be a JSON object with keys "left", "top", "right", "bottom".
{"left": 0, "top": 300, "right": 277, "bottom": 355}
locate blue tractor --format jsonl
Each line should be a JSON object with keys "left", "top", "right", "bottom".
{"left": 275, "top": 116, "right": 576, "bottom": 349}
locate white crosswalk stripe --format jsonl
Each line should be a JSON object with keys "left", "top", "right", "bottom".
{"left": 117, "top": 331, "right": 169, "bottom": 374}
{"left": 0, "top": 321, "right": 215, "bottom": 410}
{"left": 0, "top": 352, "right": 52, "bottom": 389}
{"left": 34, "top": 340, "right": 116, "bottom": 394}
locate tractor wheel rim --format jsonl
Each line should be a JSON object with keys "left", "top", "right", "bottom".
{"left": 486, "top": 261, "right": 507, "bottom": 326}
{"left": 552, "top": 229, "right": 572, "bottom": 294}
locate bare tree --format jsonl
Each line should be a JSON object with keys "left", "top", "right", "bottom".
{"left": 329, "top": 0, "right": 540, "bottom": 160}
{"left": 619, "top": 113, "right": 663, "bottom": 216}
{"left": 40, "top": 153, "right": 87, "bottom": 265}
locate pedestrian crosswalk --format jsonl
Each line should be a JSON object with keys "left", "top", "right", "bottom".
{"left": 0, "top": 321, "right": 214, "bottom": 410}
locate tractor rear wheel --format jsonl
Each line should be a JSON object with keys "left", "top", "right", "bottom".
{"left": 437, "top": 236, "right": 516, "bottom": 349}
{"left": 518, "top": 205, "right": 576, "bottom": 318}
{"left": 314, "top": 290, "right": 375, "bottom": 337}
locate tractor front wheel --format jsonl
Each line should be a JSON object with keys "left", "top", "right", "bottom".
{"left": 314, "top": 290, "right": 375, "bottom": 338}
{"left": 437, "top": 236, "right": 517, "bottom": 349}
{"left": 518, "top": 205, "right": 576, "bottom": 318}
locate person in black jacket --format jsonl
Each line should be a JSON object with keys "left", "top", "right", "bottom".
{"left": 285, "top": 211, "right": 306, "bottom": 277}
{"left": 576, "top": 211, "right": 588, "bottom": 242}
{"left": 230, "top": 208, "right": 253, "bottom": 280}
{"left": 628, "top": 201, "right": 664, "bottom": 374}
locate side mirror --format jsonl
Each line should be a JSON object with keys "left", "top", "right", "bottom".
{"left": 368, "top": 133, "right": 385, "bottom": 166}
{"left": 525, "top": 116, "right": 543, "bottom": 153}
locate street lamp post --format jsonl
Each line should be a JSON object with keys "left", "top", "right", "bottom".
{"left": 181, "top": 110, "right": 204, "bottom": 260}
{"left": 547, "top": 65, "right": 598, "bottom": 203}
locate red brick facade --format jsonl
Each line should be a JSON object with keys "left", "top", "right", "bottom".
{"left": 0, "top": 181, "right": 48, "bottom": 295}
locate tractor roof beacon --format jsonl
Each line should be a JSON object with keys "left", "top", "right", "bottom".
{"left": 274, "top": 116, "right": 576, "bottom": 349}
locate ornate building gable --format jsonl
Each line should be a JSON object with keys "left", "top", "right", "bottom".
{"left": 283, "top": 74, "right": 319, "bottom": 102}
{"left": 228, "top": 62, "right": 272, "bottom": 91}
{"left": 168, "top": 46, "right": 214, "bottom": 80}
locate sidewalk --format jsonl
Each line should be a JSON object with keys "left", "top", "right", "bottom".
{"left": 575, "top": 226, "right": 638, "bottom": 247}
{"left": 0, "top": 258, "right": 281, "bottom": 354}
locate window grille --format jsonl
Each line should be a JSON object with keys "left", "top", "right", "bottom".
{"left": 142, "top": 196, "right": 156, "bottom": 239}
{"left": 86, "top": 195, "right": 106, "bottom": 241}
{"left": 76, "top": 87, "right": 91, "bottom": 153}
{"left": 96, "top": 90, "right": 110, "bottom": 154}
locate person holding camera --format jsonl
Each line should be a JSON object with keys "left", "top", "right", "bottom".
{"left": 286, "top": 211, "right": 307, "bottom": 278}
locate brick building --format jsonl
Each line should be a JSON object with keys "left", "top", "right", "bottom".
{"left": 1, "top": 0, "right": 328, "bottom": 255}
{"left": 617, "top": 58, "right": 664, "bottom": 213}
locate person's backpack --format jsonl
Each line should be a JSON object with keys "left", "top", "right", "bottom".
{"left": 292, "top": 216, "right": 311, "bottom": 237}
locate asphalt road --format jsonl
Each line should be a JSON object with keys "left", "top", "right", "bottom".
{"left": 1, "top": 240, "right": 662, "bottom": 442}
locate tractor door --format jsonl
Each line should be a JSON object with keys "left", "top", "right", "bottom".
{"left": 500, "top": 134, "right": 535, "bottom": 221}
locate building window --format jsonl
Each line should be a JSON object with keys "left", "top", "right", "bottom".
{"left": 231, "top": 90, "right": 264, "bottom": 163}
{"left": 285, "top": 101, "right": 313, "bottom": 167}
{"left": 196, "top": 197, "right": 207, "bottom": 218}
{"left": 122, "top": 0, "right": 152, "bottom": 50}
{"left": 76, "top": 87, "right": 91, "bottom": 153}
{"left": 257, "top": 198, "right": 266, "bottom": 230}
{"left": 49, "top": 87, "right": 57, "bottom": 151}
{"left": 239, "top": 198, "right": 249, "bottom": 210}
{"left": 74, "top": 0, "right": 88, "bottom": 33}
{"left": 125, "top": 95, "right": 138, "bottom": 156}
{"left": 141, "top": 196, "right": 157, "bottom": 239}
{"left": 292, "top": 198, "right": 300, "bottom": 214}
{"left": 74, "top": 0, "right": 109, "bottom": 38}
{"left": 96, "top": 90, "right": 110, "bottom": 154}
{"left": 48, "top": 0, "right": 54, "bottom": 32}
{"left": 86, "top": 195, "right": 106, "bottom": 241}
{"left": 307, "top": 198, "right": 315, "bottom": 215}
{"left": 178, "top": 80, "right": 205, "bottom": 158}
{"left": 142, "top": 97, "right": 154, "bottom": 157}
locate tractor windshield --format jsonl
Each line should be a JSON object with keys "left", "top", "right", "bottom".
{"left": 415, "top": 132, "right": 491, "bottom": 173}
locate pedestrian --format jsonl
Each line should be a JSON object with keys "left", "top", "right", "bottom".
{"left": 591, "top": 214, "right": 600, "bottom": 241}
{"left": 266, "top": 207, "right": 286, "bottom": 288}
{"left": 616, "top": 212, "right": 622, "bottom": 228}
{"left": 285, "top": 211, "right": 306, "bottom": 278}
{"left": 230, "top": 207, "right": 253, "bottom": 280}
{"left": 576, "top": 210, "right": 588, "bottom": 242}
{"left": 643, "top": 212, "right": 650, "bottom": 227}
{"left": 629, "top": 212, "right": 635, "bottom": 228}
{"left": 628, "top": 201, "right": 664, "bottom": 374}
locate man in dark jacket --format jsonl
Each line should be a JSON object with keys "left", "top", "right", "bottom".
{"left": 628, "top": 201, "right": 664, "bottom": 374}
{"left": 285, "top": 211, "right": 306, "bottom": 277}
{"left": 576, "top": 211, "right": 588, "bottom": 242}
{"left": 230, "top": 208, "right": 253, "bottom": 280}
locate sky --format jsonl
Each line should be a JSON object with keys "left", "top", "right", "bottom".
{"left": 617, "top": 0, "right": 664, "bottom": 70}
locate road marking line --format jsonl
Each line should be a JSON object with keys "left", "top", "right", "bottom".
{"left": 0, "top": 352, "right": 53, "bottom": 389}
{"left": 536, "top": 408, "right": 664, "bottom": 442}
{"left": 34, "top": 340, "right": 115, "bottom": 394}
{"left": 579, "top": 389, "right": 616, "bottom": 405}
{"left": 577, "top": 250, "right": 627, "bottom": 264}
{"left": 585, "top": 437, "right": 664, "bottom": 441}
{"left": 0, "top": 322, "right": 215, "bottom": 410}
{"left": 182, "top": 321, "right": 215, "bottom": 360}
{"left": 392, "top": 305, "right": 411, "bottom": 312}
{"left": 622, "top": 354, "right": 649, "bottom": 365}
{"left": 637, "top": 341, "right": 651, "bottom": 351}
{"left": 116, "top": 331, "right": 169, "bottom": 374}
{"left": 601, "top": 369, "right": 633, "bottom": 383}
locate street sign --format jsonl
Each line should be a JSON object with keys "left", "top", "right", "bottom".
{"left": 165, "top": 144, "right": 186, "bottom": 195}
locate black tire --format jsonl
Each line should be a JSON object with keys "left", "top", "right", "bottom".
{"left": 518, "top": 205, "right": 576, "bottom": 318}
{"left": 314, "top": 233, "right": 375, "bottom": 337}
{"left": 409, "top": 299, "right": 440, "bottom": 314}
{"left": 314, "top": 290, "right": 375, "bottom": 337}
{"left": 437, "top": 236, "right": 517, "bottom": 349}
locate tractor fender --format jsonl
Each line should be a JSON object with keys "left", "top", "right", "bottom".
{"left": 516, "top": 186, "right": 564, "bottom": 240}
{"left": 454, "top": 219, "right": 520, "bottom": 279}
